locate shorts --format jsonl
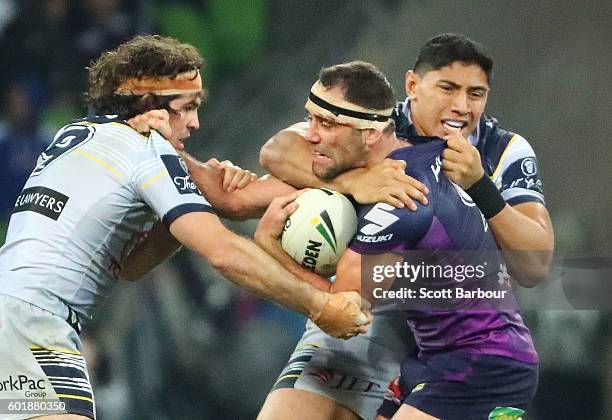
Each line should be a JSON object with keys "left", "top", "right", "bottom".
{"left": 0, "top": 294, "right": 95, "bottom": 420}
{"left": 272, "top": 311, "right": 415, "bottom": 419}
{"left": 394, "top": 351, "right": 538, "bottom": 420}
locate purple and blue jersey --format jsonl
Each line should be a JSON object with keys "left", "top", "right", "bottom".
{"left": 350, "top": 139, "right": 537, "bottom": 364}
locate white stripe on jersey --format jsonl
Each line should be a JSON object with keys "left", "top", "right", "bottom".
{"left": 133, "top": 156, "right": 165, "bottom": 181}
{"left": 501, "top": 187, "right": 544, "bottom": 203}
{"left": 491, "top": 134, "right": 535, "bottom": 185}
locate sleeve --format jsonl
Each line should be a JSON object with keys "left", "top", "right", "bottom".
{"left": 132, "top": 139, "right": 215, "bottom": 227}
{"left": 490, "top": 134, "right": 545, "bottom": 206}
{"left": 350, "top": 170, "right": 434, "bottom": 255}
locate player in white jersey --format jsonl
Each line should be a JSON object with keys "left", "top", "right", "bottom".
{"left": 0, "top": 35, "right": 372, "bottom": 420}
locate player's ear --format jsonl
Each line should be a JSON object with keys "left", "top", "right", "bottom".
{"left": 405, "top": 70, "right": 418, "bottom": 98}
{"left": 363, "top": 128, "right": 382, "bottom": 148}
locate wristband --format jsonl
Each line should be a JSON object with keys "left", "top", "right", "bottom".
{"left": 465, "top": 175, "right": 507, "bottom": 219}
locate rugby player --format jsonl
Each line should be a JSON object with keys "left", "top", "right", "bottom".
{"left": 0, "top": 35, "right": 371, "bottom": 420}
{"left": 261, "top": 33, "right": 554, "bottom": 289}
{"left": 255, "top": 61, "right": 539, "bottom": 420}
{"left": 256, "top": 35, "right": 553, "bottom": 419}
{"left": 129, "top": 34, "right": 553, "bottom": 419}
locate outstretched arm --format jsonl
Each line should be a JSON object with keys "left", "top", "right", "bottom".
{"left": 126, "top": 110, "right": 295, "bottom": 220}
{"left": 170, "top": 211, "right": 371, "bottom": 339}
{"left": 183, "top": 152, "right": 295, "bottom": 220}
{"left": 260, "top": 122, "right": 429, "bottom": 209}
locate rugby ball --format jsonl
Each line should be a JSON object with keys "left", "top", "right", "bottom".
{"left": 281, "top": 189, "right": 358, "bottom": 278}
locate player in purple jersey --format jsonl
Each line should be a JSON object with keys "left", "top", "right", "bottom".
{"left": 261, "top": 33, "right": 554, "bottom": 290}
{"left": 348, "top": 141, "right": 538, "bottom": 419}
{"left": 255, "top": 61, "right": 538, "bottom": 420}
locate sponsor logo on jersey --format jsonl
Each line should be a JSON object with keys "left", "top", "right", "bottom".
{"left": 356, "top": 233, "right": 393, "bottom": 243}
{"left": 160, "top": 154, "right": 202, "bottom": 196}
{"left": 450, "top": 181, "right": 475, "bottom": 207}
{"left": 383, "top": 375, "right": 402, "bottom": 404}
{"left": 431, "top": 155, "right": 442, "bottom": 182}
{"left": 507, "top": 177, "right": 543, "bottom": 191}
{"left": 13, "top": 186, "right": 69, "bottom": 220}
{"left": 325, "top": 372, "right": 382, "bottom": 393}
{"left": 0, "top": 375, "right": 45, "bottom": 392}
{"left": 306, "top": 368, "right": 335, "bottom": 384}
{"left": 411, "top": 382, "right": 426, "bottom": 393}
{"left": 520, "top": 157, "right": 537, "bottom": 176}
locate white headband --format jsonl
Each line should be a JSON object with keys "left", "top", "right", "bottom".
{"left": 305, "top": 80, "right": 394, "bottom": 130}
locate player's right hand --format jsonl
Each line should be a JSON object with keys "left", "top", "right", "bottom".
{"left": 206, "top": 158, "right": 258, "bottom": 192}
{"left": 254, "top": 189, "right": 306, "bottom": 253}
{"left": 126, "top": 109, "right": 172, "bottom": 140}
{"left": 347, "top": 159, "right": 428, "bottom": 210}
{"left": 441, "top": 126, "right": 484, "bottom": 189}
{"left": 310, "top": 291, "right": 372, "bottom": 339}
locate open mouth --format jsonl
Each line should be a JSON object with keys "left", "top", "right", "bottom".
{"left": 312, "top": 150, "right": 333, "bottom": 165}
{"left": 442, "top": 119, "right": 468, "bottom": 131}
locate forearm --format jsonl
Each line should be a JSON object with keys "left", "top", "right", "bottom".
{"left": 120, "top": 221, "right": 181, "bottom": 280}
{"left": 185, "top": 153, "right": 294, "bottom": 220}
{"left": 171, "top": 213, "right": 326, "bottom": 316}
{"left": 464, "top": 176, "right": 554, "bottom": 287}
{"left": 214, "top": 233, "right": 326, "bottom": 315}
{"left": 260, "top": 125, "right": 372, "bottom": 195}
{"left": 260, "top": 129, "right": 323, "bottom": 189}
{"left": 256, "top": 238, "right": 332, "bottom": 293}
{"left": 488, "top": 203, "right": 554, "bottom": 287}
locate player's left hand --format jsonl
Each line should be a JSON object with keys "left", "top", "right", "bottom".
{"left": 310, "top": 291, "right": 372, "bottom": 339}
{"left": 441, "top": 126, "right": 485, "bottom": 189}
{"left": 255, "top": 190, "right": 306, "bottom": 251}
{"left": 206, "top": 158, "right": 258, "bottom": 192}
{"left": 126, "top": 109, "right": 172, "bottom": 140}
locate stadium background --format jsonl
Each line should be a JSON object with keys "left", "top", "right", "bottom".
{"left": 0, "top": 0, "right": 609, "bottom": 418}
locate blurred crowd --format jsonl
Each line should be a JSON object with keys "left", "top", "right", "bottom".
{"left": 0, "top": 0, "right": 141, "bottom": 225}
{"left": 0, "top": 0, "right": 267, "bottom": 225}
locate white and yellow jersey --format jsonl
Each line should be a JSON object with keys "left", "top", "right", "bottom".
{"left": 0, "top": 116, "right": 213, "bottom": 321}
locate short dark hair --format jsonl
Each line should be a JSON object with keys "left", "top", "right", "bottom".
{"left": 86, "top": 35, "right": 204, "bottom": 118}
{"left": 413, "top": 33, "right": 493, "bottom": 82}
{"left": 318, "top": 61, "right": 396, "bottom": 111}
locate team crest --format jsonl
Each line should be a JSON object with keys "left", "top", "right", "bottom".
{"left": 520, "top": 157, "right": 537, "bottom": 176}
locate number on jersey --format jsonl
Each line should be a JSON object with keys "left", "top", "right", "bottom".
{"left": 32, "top": 124, "right": 95, "bottom": 176}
